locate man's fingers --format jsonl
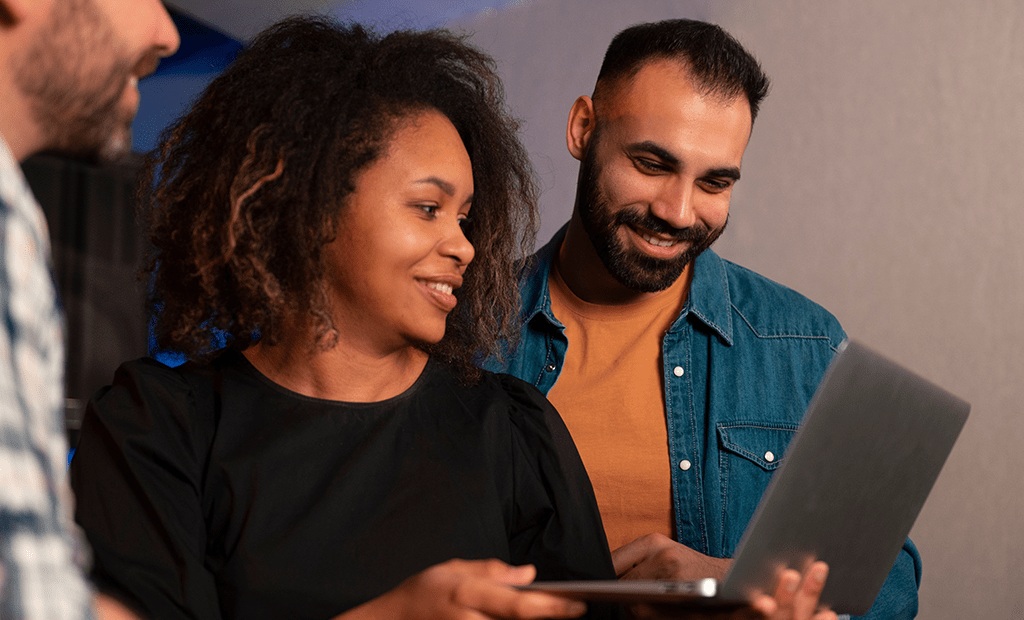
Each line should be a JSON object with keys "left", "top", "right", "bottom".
{"left": 790, "top": 562, "right": 829, "bottom": 620}
{"left": 770, "top": 568, "right": 802, "bottom": 613}
{"left": 749, "top": 593, "right": 779, "bottom": 617}
{"left": 611, "top": 533, "right": 666, "bottom": 576}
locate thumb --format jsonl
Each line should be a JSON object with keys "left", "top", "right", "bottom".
{"left": 490, "top": 563, "right": 537, "bottom": 586}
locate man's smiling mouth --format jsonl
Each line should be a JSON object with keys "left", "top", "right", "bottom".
{"left": 640, "top": 232, "right": 678, "bottom": 248}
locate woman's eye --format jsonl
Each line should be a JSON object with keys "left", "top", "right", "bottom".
{"left": 458, "top": 216, "right": 473, "bottom": 230}
{"left": 417, "top": 204, "right": 439, "bottom": 216}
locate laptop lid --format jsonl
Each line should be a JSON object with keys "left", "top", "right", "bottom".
{"left": 719, "top": 339, "right": 970, "bottom": 614}
{"left": 523, "top": 340, "right": 970, "bottom": 614}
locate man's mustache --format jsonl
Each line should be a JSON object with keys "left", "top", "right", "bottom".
{"left": 614, "top": 210, "right": 710, "bottom": 242}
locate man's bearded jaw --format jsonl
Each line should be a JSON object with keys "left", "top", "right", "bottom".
{"left": 576, "top": 152, "right": 726, "bottom": 293}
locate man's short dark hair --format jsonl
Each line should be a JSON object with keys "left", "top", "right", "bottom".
{"left": 595, "top": 19, "right": 770, "bottom": 122}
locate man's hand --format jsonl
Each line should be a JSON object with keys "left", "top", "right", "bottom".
{"left": 613, "top": 534, "right": 836, "bottom": 620}
{"left": 628, "top": 562, "right": 836, "bottom": 620}
{"left": 613, "top": 533, "right": 732, "bottom": 581}
{"left": 748, "top": 562, "right": 837, "bottom": 620}
{"left": 340, "top": 558, "right": 588, "bottom": 620}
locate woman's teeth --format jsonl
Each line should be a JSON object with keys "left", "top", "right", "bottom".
{"left": 424, "top": 281, "right": 453, "bottom": 295}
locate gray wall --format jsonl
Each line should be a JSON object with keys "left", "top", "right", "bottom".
{"left": 460, "top": 1, "right": 1023, "bottom": 617}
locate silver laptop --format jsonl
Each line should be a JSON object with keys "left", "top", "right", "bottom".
{"left": 523, "top": 339, "right": 970, "bottom": 615}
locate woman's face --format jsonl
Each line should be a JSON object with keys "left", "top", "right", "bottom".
{"left": 327, "top": 110, "right": 475, "bottom": 354}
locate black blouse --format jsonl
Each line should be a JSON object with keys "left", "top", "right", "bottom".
{"left": 70, "top": 351, "right": 616, "bottom": 620}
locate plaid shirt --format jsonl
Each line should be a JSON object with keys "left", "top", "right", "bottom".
{"left": 0, "top": 135, "right": 93, "bottom": 620}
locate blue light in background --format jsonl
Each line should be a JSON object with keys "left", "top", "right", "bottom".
{"left": 133, "top": 1, "right": 538, "bottom": 153}
{"left": 132, "top": 10, "right": 242, "bottom": 153}
{"left": 330, "top": 0, "right": 534, "bottom": 31}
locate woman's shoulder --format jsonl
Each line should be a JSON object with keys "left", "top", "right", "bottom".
{"left": 110, "top": 348, "right": 249, "bottom": 388}
{"left": 100, "top": 353, "right": 225, "bottom": 405}
{"left": 89, "top": 351, "right": 248, "bottom": 447}
{"left": 432, "top": 363, "right": 550, "bottom": 416}
{"left": 97, "top": 356, "right": 194, "bottom": 411}
{"left": 472, "top": 366, "right": 547, "bottom": 402}
{"left": 439, "top": 365, "right": 574, "bottom": 447}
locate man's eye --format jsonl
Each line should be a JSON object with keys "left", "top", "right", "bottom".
{"left": 701, "top": 179, "right": 732, "bottom": 192}
{"left": 634, "top": 158, "right": 667, "bottom": 173}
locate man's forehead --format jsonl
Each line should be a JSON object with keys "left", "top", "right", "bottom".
{"left": 591, "top": 60, "right": 753, "bottom": 168}
{"left": 596, "top": 59, "right": 751, "bottom": 126}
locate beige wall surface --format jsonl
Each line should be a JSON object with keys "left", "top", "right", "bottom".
{"left": 461, "top": 1, "right": 1024, "bottom": 617}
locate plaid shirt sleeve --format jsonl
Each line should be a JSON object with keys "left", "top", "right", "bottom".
{"left": 0, "top": 184, "right": 94, "bottom": 619}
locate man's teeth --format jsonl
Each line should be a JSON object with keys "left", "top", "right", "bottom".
{"left": 424, "top": 281, "right": 453, "bottom": 295}
{"left": 642, "top": 233, "right": 676, "bottom": 248}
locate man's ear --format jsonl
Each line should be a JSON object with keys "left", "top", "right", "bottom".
{"left": 566, "top": 95, "right": 597, "bottom": 162}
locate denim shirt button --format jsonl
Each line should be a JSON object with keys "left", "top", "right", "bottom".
{"left": 672, "top": 366, "right": 684, "bottom": 377}
{"left": 544, "top": 363, "right": 556, "bottom": 372}
{"left": 764, "top": 451, "right": 775, "bottom": 462}
{"left": 678, "top": 459, "right": 692, "bottom": 471}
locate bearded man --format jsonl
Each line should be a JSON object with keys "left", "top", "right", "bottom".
{"left": 487, "top": 19, "right": 921, "bottom": 620}
{"left": 0, "top": 0, "right": 178, "bottom": 617}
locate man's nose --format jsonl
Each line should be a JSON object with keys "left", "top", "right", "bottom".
{"left": 151, "top": 0, "right": 182, "bottom": 58}
{"left": 650, "top": 178, "right": 697, "bottom": 230}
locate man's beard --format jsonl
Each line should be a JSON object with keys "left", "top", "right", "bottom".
{"left": 575, "top": 142, "right": 726, "bottom": 293}
{"left": 13, "top": 0, "right": 140, "bottom": 163}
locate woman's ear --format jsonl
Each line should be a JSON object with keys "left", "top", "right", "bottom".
{"left": 566, "top": 95, "right": 597, "bottom": 162}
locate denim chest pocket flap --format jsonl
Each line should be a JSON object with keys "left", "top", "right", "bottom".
{"left": 717, "top": 423, "right": 798, "bottom": 471}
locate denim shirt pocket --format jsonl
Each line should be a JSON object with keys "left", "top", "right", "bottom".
{"left": 716, "top": 422, "right": 798, "bottom": 553}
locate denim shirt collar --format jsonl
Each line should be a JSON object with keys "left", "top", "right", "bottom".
{"left": 522, "top": 223, "right": 735, "bottom": 346}
{"left": 675, "top": 248, "right": 735, "bottom": 345}
{"left": 519, "top": 224, "right": 567, "bottom": 331}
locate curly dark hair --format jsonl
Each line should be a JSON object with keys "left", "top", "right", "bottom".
{"left": 140, "top": 16, "right": 537, "bottom": 381}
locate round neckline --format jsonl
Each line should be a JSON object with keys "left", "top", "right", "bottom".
{"left": 226, "top": 349, "right": 435, "bottom": 407}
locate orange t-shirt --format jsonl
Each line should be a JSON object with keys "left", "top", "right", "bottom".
{"left": 546, "top": 261, "right": 688, "bottom": 551}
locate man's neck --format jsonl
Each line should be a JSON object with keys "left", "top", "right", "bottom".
{"left": 557, "top": 210, "right": 693, "bottom": 306}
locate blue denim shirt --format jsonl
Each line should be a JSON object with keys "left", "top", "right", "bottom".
{"left": 485, "top": 226, "right": 922, "bottom": 619}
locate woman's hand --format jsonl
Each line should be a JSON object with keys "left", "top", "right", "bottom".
{"left": 340, "top": 558, "right": 588, "bottom": 620}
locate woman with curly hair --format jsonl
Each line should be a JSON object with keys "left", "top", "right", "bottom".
{"left": 69, "top": 16, "right": 616, "bottom": 620}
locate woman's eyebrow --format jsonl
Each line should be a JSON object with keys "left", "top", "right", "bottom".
{"left": 413, "top": 176, "right": 456, "bottom": 196}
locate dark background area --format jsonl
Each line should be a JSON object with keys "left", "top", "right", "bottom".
{"left": 23, "top": 155, "right": 148, "bottom": 447}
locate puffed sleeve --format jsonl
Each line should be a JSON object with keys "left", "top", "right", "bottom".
{"left": 69, "top": 359, "right": 221, "bottom": 620}
{"left": 498, "top": 373, "right": 617, "bottom": 580}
